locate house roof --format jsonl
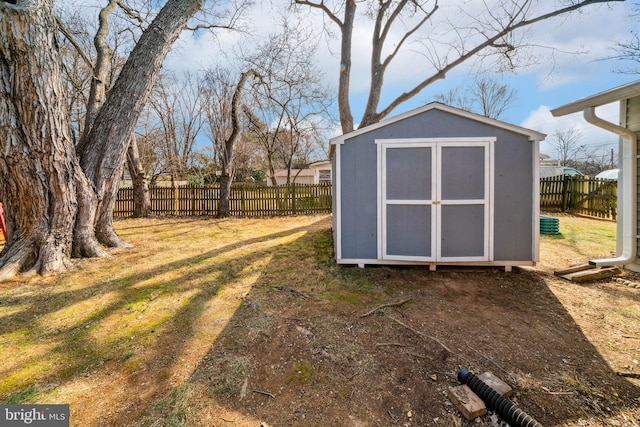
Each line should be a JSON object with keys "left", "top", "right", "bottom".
{"left": 270, "top": 169, "right": 315, "bottom": 178}
{"left": 551, "top": 79, "right": 640, "bottom": 117}
{"left": 309, "top": 160, "right": 331, "bottom": 169}
{"left": 329, "top": 102, "right": 546, "bottom": 153}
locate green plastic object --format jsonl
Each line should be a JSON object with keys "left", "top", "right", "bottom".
{"left": 540, "top": 215, "right": 560, "bottom": 235}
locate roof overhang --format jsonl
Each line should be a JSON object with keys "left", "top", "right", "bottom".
{"left": 551, "top": 80, "right": 640, "bottom": 117}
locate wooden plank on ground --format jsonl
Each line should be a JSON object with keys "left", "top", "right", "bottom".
{"left": 448, "top": 385, "right": 487, "bottom": 420}
{"left": 553, "top": 264, "right": 593, "bottom": 276}
{"left": 478, "top": 372, "right": 513, "bottom": 398}
{"left": 560, "top": 267, "right": 621, "bottom": 282}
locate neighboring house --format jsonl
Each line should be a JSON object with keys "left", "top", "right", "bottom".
{"left": 266, "top": 161, "right": 332, "bottom": 186}
{"left": 551, "top": 79, "right": 640, "bottom": 272}
{"left": 330, "top": 102, "right": 545, "bottom": 270}
{"left": 310, "top": 160, "right": 332, "bottom": 184}
{"left": 539, "top": 166, "right": 584, "bottom": 178}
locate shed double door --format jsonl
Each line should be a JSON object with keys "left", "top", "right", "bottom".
{"left": 379, "top": 138, "right": 493, "bottom": 262}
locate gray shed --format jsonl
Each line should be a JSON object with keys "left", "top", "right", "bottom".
{"left": 330, "top": 102, "right": 546, "bottom": 270}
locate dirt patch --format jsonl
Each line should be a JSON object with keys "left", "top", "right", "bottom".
{"left": 0, "top": 214, "right": 638, "bottom": 426}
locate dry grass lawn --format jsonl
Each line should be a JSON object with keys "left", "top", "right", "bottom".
{"left": 0, "top": 213, "right": 638, "bottom": 426}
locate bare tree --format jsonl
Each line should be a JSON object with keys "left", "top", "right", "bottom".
{"left": 58, "top": 0, "right": 151, "bottom": 228}
{"left": 432, "top": 86, "right": 474, "bottom": 113}
{"left": 56, "top": 11, "right": 93, "bottom": 140}
{"left": 134, "top": 111, "right": 167, "bottom": 186}
{"left": 293, "top": 0, "right": 623, "bottom": 133}
{"left": 244, "top": 108, "right": 281, "bottom": 187}
{"left": 612, "top": 31, "right": 640, "bottom": 74}
{"left": 149, "top": 71, "right": 204, "bottom": 185}
{"left": 471, "top": 77, "right": 517, "bottom": 120}
{"left": 201, "top": 67, "right": 260, "bottom": 216}
{"left": 244, "top": 22, "right": 335, "bottom": 185}
{"left": 433, "top": 76, "right": 517, "bottom": 119}
{"left": 549, "top": 127, "right": 584, "bottom": 167}
{"left": 126, "top": 134, "right": 151, "bottom": 217}
{"left": 578, "top": 146, "right": 618, "bottom": 175}
{"left": 0, "top": 0, "right": 243, "bottom": 279}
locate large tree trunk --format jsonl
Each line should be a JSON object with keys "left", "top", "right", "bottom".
{"left": 127, "top": 137, "right": 151, "bottom": 218}
{"left": 0, "top": 0, "right": 205, "bottom": 280}
{"left": 218, "top": 174, "right": 232, "bottom": 217}
{"left": 77, "top": 0, "right": 205, "bottom": 247}
{"left": 0, "top": 0, "right": 103, "bottom": 279}
{"left": 218, "top": 70, "right": 258, "bottom": 217}
{"left": 76, "top": 0, "right": 116, "bottom": 154}
{"left": 337, "top": 0, "right": 356, "bottom": 133}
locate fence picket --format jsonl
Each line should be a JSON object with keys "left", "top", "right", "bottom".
{"left": 116, "top": 178, "right": 614, "bottom": 220}
{"left": 540, "top": 176, "right": 617, "bottom": 220}
{"left": 114, "top": 183, "right": 333, "bottom": 218}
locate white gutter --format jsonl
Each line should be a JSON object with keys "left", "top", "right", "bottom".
{"left": 583, "top": 106, "right": 637, "bottom": 267}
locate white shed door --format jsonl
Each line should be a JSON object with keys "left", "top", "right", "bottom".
{"left": 379, "top": 139, "right": 492, "bottom": 262}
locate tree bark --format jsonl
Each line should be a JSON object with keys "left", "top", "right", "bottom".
{"left": 0, "top": 0, "right": 103, "bottom": 279}
{"left": 127, "top": 136, "right": 151, "bottom": 218}
{"left": 295, "top": 0, "right": 355, "bottom": 134}
{"left": 77, "top": 0, "right": 205, "bottom": 247}
{"left": 337, "top": 0, "right": 356, "bottom": 134}
{"left": 0, "top": 0, "right": 206, "bottom": 279}
{"left": 77, "top": 0, "right": 116, "bottom": 152}
{"left": 218, "top": 69, "right": 258, "bottom": 217}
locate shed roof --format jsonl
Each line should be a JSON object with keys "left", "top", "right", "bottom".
{"left": 329, "top": 102, "right": 546, "bottom": 152}
{"left": 551, "top": 80, "right": 640, "bottom": 117}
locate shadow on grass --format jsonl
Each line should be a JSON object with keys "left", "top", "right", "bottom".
{"left": 135, "top": 228, "right": 639, "bottom": 426}
{"left": 0, "top": 215, "right": 638, "bottom": 426}
{"left": 0, "top": 216, "right": 331, "bottom": 425}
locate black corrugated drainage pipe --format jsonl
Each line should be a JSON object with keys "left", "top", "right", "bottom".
{"left": 457, "top": 368, "right": 543, "bottom": 427}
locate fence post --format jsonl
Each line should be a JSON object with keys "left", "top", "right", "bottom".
{"left": 191, "top": 185, "right": 196, "bottom": 216}
{"left": 561, "top": 175, "right": 569, "bottom": 211}
{"left": 241, "top": 186, "right": 246, "bottom": 215}
{"left": 291, "top": 184, "right": 296, "bottom": 214}
{"left": 172, "top": 183, "right": 178, "bottom": 216}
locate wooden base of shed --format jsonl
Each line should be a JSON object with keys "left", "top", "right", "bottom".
{"left": 338, "top": 259, "right": 535, "bottom": 272}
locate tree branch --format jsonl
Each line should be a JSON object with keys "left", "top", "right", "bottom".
{"left": 55, "top": 17, "right": 96, "bottom": 76}
{"left": 294, "top": 0, "right": 343, "bottom": 27}
{"left": 115, "top": 0, "right": 144, "bottom": 23}
{"left": 373, "top": 0, "right": 623, "bottom": 124}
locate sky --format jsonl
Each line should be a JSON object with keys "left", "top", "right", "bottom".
{"left": 72, "top": 0, "right": 640, "bottom": 161}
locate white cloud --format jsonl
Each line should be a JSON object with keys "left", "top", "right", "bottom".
{"left": 521, "top": 103, "right": 620, "bottom": 157}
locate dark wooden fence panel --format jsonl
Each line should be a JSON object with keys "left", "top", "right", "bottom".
{"left": 540, "top": 176, "right": 617, "bottom": 220}
{"left": 116, "top": 179, "right": 614, "bottom": 220}
{"left": 114, "top": 183, "right": 332, "bottom": 218}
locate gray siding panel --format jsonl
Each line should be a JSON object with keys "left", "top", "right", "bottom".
{"left": 387, "top": 205, "right": 432, "bottom": 257}
{"left": 441, "top": 205, "right": 485, "bottom": 257}
{"left": 386, "top": 147, "right": 433, "bottom": 200}
{"left": 493, "top": 130, "right": 534, "bottom": 261}
{"left": 338, "top": 108, "right": 535, "bottom": 263}
{"left": 441, "top": 146, "right": 485, "bottom": 200}
{"left": 339, "top": 138, "right": 379, "bottom": 259}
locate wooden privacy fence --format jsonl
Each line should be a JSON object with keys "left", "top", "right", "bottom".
{"left": 114, "top": 183, "right": 332, "bottom": 217}
{"left": 540, "top": 176, "right": 617, "bottom": 220}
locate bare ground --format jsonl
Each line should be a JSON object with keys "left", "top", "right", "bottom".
{"left": 0, "top": 214, "right": 638, "bottom": 426}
